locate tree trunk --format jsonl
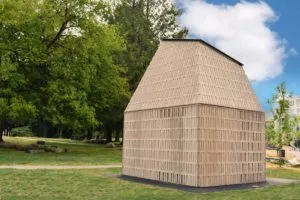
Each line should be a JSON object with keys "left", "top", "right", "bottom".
{"left": 59, "top": 128, "right": 63, "bottom": 138}
{"left": 106, "top": 126, "right": 113, "bottom": 143}
{"left": 115, "top": 122, "right": 122, "bottom": 143}
{"left": 106, "top": 131, "right": 112, "bottom": 143}
{"left": 41, "top": 121, "right": 50, "bottom": 138}
{"left": 0, "top": 121, "right": 8, "bottom": 143}
{"left": 0, "top": 132, "right": 3, "bottom": 143}
{"left": 42, "top": 125, "right": 47, "bottom": 138}
{"left": 87, "top": 128, "right": 93, "bottom": 140}
{"left": 146, "top": 0, "right": 150, "bottom": 19}
{"left": 115, "top": 131, "right": 120, "bottom": 143}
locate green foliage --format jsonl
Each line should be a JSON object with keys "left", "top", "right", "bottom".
{"left": 108, "top": 0, "right": 187, "bottom": 91}
{"left": 292, "top": 116, "right": 300, "bottom": 139}
{"left": 11, "top": 126, "right": 33, "bottom": 137}
{"left": 266, "top": 121, "right": 277, "bottom": 146}
{"left": 0, "top": 0, "right": 186, "bottom": 140}
{"left": 294, "top": 131, "right": 300, "bottom": 139}
{"left": 0, "top": 0, "right": 130, "bottom": 138}
{"left": 267, "top": 82, "right": 294, "bottom": 149}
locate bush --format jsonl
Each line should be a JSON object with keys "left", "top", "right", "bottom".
{"left": 11, "top": 126, "right": 33, "bottom": 137}
{"left": 105, "top": 142, "right": 115, "bottom": 148}
{"left": 294, "top": 131, "right": 300, "bottom": 139}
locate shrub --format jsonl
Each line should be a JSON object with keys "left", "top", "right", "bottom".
{"left": 105, "top": 142, "right": 115, "bottom": 148}
{"left": 11, "top": 126, "right": 33, "bottom": 137}
{"left": 294, "top": 131, "right": 300, "bottom": 139}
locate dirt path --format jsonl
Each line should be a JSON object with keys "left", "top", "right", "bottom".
{"left": 0, "top": 165, "right": 122, "bottom": 170}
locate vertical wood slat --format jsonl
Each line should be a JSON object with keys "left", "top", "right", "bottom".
{"left": 122, "top": 39, "right": 265, "bottom": 187}
{"left": 123, "top": 105, "right": 199, "bottom": 186}
{"left": 123, "top": 104, "right": 265, "bottom": 187}
{"left": 197, "top": 104, "right": 265, "bottom": 187}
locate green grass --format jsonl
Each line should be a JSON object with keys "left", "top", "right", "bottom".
{"left": 1, "top": 168, "right": 300, "bottom": 200}
{"left": 1, "top": 137, "right": 300, "bottom": 199}
{"left": 266, "top": 167, "right": 300, "bottom": 180}
{"left": 0, "top": 137, "right": 122, "bottom": 165}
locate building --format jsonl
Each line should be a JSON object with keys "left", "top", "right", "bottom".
{"left": 122, "top": 39, "right": 265, "bottom": 187}
{"left": 288, "top": 96, "right": 300, "bottom": 132}
{"left": 288, "top": 96, "right": 300, "bottom": 117}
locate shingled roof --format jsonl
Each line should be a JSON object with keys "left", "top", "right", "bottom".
{"left": 125, "top": 39, "right": 262, "bottom": 112}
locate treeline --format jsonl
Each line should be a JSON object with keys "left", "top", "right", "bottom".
{"left": 0, "top": 0, "right": 187, "bottom": 142}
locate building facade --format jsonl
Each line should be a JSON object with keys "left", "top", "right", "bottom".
{"left": 288, "top": 96, "right": 300, "bottom": 117}
{"left": 123, "top": 39, "right": 265, "bottom": 187}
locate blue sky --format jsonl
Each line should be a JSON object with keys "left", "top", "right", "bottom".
{"left": 252, "top": 0, "right": 300, "bottom": 111}
{"left": 175, "top": 0, "right": 300, "bottom": 112}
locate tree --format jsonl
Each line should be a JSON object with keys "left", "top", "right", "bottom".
{"left": 0, "top": 25, "right": 37, "bottom": 142}
{"left": 293, "top": 116, "right": 300, "bottom": 139}
{"left": 267, "top": 82, "right": 294, "bottom": 149}
{"left": 0, "top": 0, "right": 130, "bottom": 139}
{"left": 92, "top": 0, "right": 188, "bottom": 141}
{"left": 0, "top": 95, "right": 36, "bottom": 142}
{"left": 141, "top": 0, "right": 188, "bottom": 39}
{"left": 108, "top": 0, "right": 187, "bottom": 92}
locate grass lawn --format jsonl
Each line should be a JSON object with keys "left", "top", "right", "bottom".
{"left": 0, "top": 168, "right": 300, "bottom": 200}
{"left": 1, "top": 137, "right": 300, "bottom": 199}
{"left": 266, "top": 166, "right": 300, "bottom": 180}
{"left": 0, "top": 137, "right": 122, "bottom": 165}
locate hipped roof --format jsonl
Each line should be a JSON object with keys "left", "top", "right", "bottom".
{"left": 125, "top": 39, "right": 262, "bottom": 112}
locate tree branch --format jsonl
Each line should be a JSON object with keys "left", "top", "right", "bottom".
{"left": 47, "top": 21, "right": 68, "bottom": 50}
{"left": 46, "top": 7, "right": 70, "bottom": 50}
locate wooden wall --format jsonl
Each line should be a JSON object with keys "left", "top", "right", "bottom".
{"left": 197, "top": 104, "right": 265, "bottom": 186}
{"left": 123, "top": 104, "right": 265, "bottom": 187}
{"left": 123, "top": 105, "right": 200, "bottom": 186}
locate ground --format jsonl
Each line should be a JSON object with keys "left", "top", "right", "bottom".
{"left": 1, "top": 137, "right": 300, "bottom": 200}
{"left": 266, "top": 145, "right": 300, "bottom": 161}
{"left": 266, "top": 146, "right": 300, "bottom": 166}
{"left": 0, "top": 137, "right": 121, "bottom": 165}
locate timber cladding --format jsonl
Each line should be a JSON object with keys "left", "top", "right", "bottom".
{"left": 123, "top": 40, "right": 265, "bottom": 187}
{"left": 123, "top": 104, "right": 265, "bottom": 187}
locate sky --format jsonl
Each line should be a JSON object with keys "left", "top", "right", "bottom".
{"left": 174, "top": 0, "right": 300, "bottom": 112}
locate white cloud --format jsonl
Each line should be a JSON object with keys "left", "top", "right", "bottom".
{"left": 288, "top": 48, "right": 298, "bottom": 56}
{"left": 177, "top": 0, "right": 294, "bottom": 82}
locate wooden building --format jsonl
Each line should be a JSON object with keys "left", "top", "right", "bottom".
{"left": 122, "top": 39, "right": 265, "bottom": 187}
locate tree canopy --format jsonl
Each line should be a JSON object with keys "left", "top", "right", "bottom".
{"left": 0, "top": 0, "right": 130, "bottom": 140}
{"left": 266, "top": 82, "right": 294, "bottom": 149}
{"left": 108, "top": 0, "right": 187, "bottom": 91}
{"left": 0, "top": 0, "right": 186, "bottom": 142}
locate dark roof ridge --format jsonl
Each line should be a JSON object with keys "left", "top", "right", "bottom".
{"left": 162, "top": 38, "right": 243, "bottom": 66}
